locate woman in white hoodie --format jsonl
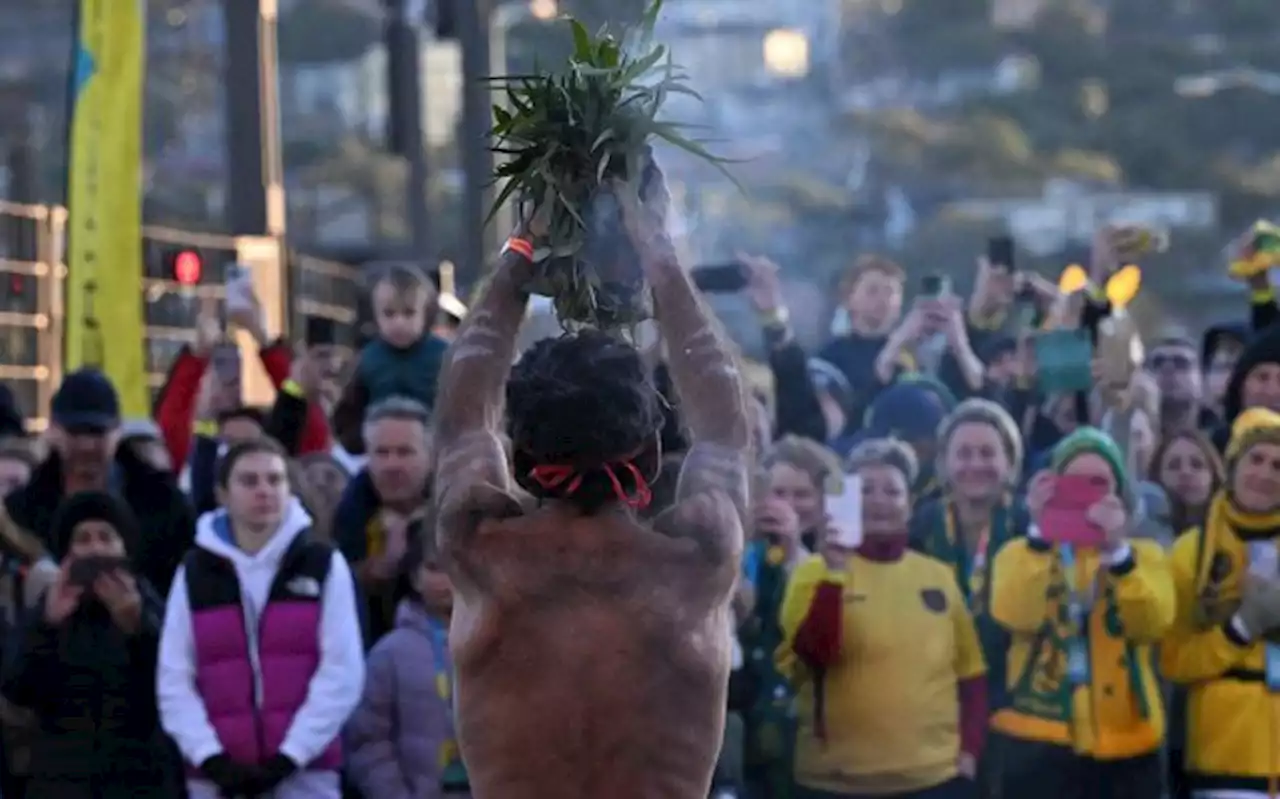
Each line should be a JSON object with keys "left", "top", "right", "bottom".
{"left": 157, "top": 438, "right": 365, "bottom": 799}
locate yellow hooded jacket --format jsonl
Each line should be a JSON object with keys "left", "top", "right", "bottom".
{"left": 1162, "top": 514, "right": 1280, "bottom": 793}
{"left": 1160, "top": 408, "right": 1280, "bottom": 793}
{"left": 989, "top": 537, "right": 1175, "bottom": 759}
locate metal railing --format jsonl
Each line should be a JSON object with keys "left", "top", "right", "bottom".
{"left": 0, "top": 203, "right": 362, "bottom": 426}
{"left": 0, "top": 201, "right": 59, "bottom": 430}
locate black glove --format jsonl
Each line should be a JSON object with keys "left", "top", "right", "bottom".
{"left": 243, "top": 753, "right": 299, "bottom": 796}
{"left": 200, "top": 754, "right": 261, "bottom": 797}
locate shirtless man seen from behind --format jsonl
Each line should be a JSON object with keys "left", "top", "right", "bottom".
{"left": 430, "top": 168, "right": 750, "bottom": 799}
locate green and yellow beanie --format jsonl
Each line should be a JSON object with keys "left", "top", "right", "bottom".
{"left": 1050, "top": 426, "right": 1128, "bottom": 498}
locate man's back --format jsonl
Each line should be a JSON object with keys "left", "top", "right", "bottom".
{"left": 429, "top": 172, "right": 752, "bottom": 799}
{"left": 450, "top": 500, "right": 736, "bottom": 799}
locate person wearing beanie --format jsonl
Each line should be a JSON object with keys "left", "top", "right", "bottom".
{"left": 1162, "top": 408, "right": 1280, "bottom": 798}
{"left": 836, "top": 376, "right": 958, "bottom": 499}
{"left": 780, "top": 438, "right": 988, "bottom": 799}
{"left": 0, "top": 491, "right": 174, "bottom": 799}
{"left": 910, "top": 399, "right": 1029, "bottom": 714}
{"left": 1213, "top": 322, "right": 1280, "bottom": 452}
{"left": 989, "top": 427, "right": 1175, "bottom": 799}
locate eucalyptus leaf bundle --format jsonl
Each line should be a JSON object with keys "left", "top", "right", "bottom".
{"left": 486, "top": 0, "right": 731, "bottom": 328}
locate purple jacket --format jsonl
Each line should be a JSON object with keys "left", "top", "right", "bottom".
{"left": 346, "top": 601, "right": 466, "bottom": 799}
{"left": 187, "top": 536, "right": 343, "bottom": 770}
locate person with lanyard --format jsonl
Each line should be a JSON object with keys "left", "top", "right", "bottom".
{"left": 987, "top": 428, "right": 1176, "bottom": 799}
{"left": 1162, "top": 408, "right": 1280, "bottom": 799}
{"left": 910, "top": 398, "right": 1028, "bottom": 713}
{"left": 347, "top": 531, "right": 469, "bottom": 798}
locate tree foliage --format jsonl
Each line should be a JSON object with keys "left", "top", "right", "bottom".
{"left": 819, "top": 0, "right": 1280, "bottom": 325}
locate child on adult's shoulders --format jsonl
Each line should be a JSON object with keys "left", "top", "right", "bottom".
{"left": 332, "top": 264, "right": 451, "bottom": 452}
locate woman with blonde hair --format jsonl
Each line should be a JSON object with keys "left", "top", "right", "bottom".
{"left": 741, "top": 436, "right": 841, "bottom": 798}
{"left": 759, "top": 436, "right": 841, "bottom": 555}
{"left": 911, "top": 398, "right": 1027, "bottom": 710}
{"left": 779, "top": 438, "right": 987, "bottom": 798}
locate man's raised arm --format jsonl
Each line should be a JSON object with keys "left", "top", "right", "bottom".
{"left": 616, "top": 177, "right": 752, "bottom": 523}
{"left": 432, "top": 246, "right": 533, "bottom": 504}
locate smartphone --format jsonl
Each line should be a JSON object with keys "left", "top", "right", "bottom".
{"left": 827, "top": 474, "right": 863, "bottom": 548}
{"left": 210, "top": 342, "right": 242, "bottom": 381}
{"left": 1015, "top": 300, "right": 1039, "bottom": 331}
{"left": 68, "top": 554, "right": 132, "bottom": 587}
{"left": 920, "top": 274, "right": 951, "bottom": 298}
{"left": 1039, "top": 474, "right": 1109, "bottom": 547}
{"left": 988, "top": 236, "right": 1015, "bottom": 271}
{"left": 692, "top": 263, "right": 749, "bottom": 293}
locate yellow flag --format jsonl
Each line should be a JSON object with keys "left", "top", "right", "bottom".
{"left": 1105, "top": 265, "right": 1142, "bottom": 309}
{"left": 1057, "top": 264, "right": 1089, "bottom": 295}
{"left": 65, "top": 0, "right": 148, "bottom": 416}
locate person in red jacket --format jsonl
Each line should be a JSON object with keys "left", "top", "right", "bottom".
{"left": 153, "top": 288, "right": 331, "bottom": 471}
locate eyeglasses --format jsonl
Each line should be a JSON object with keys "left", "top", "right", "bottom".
{"left": 1147, "top": 353, "right": 1194, "bottom": 371}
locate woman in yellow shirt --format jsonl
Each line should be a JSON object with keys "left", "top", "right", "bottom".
{"left": 989, "top": 427, "right": 1176, "bottom": 799}
{"left": 778, "top": 438, "right": 987, "bottom": 799}
{"left": 1161, "top": 408, "right": 1280, "bottom": 799}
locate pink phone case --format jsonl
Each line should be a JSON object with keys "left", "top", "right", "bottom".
{"left": 1039, "top": 475, "right": 1109, "bottom": 547}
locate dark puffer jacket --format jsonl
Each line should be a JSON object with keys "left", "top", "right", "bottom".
{"left": 1, "top": 586, "right": 176, "bottom": 798}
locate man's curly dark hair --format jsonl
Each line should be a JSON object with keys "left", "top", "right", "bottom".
{"left": 507, "top": 330, "right": 665, "bottom": 512}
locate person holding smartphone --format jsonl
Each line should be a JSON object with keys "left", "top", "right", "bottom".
{"left": 779, "top": 439, "right": 987, "bottom": 799}
{"left": 1, "top": 491, "right": 175, "bottom": 799}
{"left": 989, "top": 428, "right": 1175, "bottom": 799}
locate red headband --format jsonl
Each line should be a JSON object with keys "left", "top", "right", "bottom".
{"left": 527, "top": 449, "right": 653, "bottom": 510}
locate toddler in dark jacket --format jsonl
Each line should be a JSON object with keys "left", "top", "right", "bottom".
{"left": 332, "top": 264, "right": 450, "bottom": 452}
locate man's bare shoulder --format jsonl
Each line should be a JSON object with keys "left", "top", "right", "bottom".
{"left": 438, "top": 481, "right": 529, "bottom": 527}
{"left": 670, "top": 441, "right": 750, "bottom": 524}
{"left": 652, "top": 489, "right": 744, "bottom": 568}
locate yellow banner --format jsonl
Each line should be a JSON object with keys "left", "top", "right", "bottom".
{"left": 65, "top": 0, "right": 147, "bottom": 416}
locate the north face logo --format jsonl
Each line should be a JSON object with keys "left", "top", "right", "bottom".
{"left": 285, "top": 576, "right": 321, "bottom": 598}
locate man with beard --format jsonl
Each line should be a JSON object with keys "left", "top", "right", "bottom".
{"left": 432, "top": 169, "right": 749, "bottom": 798}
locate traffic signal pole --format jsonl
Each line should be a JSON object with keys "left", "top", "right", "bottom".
{"left": 222, "top": 0, "right": 286, "bottom": 403}
{"left": 456, "top": 0, "right": 493, "bottom": 287}
{"left": 386, "top": 0, "right": 432, "bottom": 262}
{"left": 223, "top": 0, "right": 284, "bottom": 239}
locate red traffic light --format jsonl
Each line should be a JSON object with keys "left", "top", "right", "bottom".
{"left": 172, "top": 250, "right": 203, "bottom": 285}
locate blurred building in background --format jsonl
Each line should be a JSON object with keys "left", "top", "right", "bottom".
{"left": 2, "top": 0, "right": 1280, "bottom": 346}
